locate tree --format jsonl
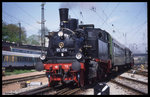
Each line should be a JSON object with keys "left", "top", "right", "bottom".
{"left": 37, "top": 27, "right": 50, "bottom": 36}
{"left": 26, "top": 34, "right": 40, "bottom": 46}
{"left": 2, "top": 22, "right": 27, "bottom": 44}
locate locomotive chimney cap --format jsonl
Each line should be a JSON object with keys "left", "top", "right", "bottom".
{"left": 59, "top": 8, "right": 69, "bottom": 22}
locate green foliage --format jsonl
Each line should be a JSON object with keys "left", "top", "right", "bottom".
{"left": 2, "top": 22, "right": 50, "bottom": 46}
{"left": 26, "top": 34, "right": 41, "bottom": 46}
{"left": 38, "top": 27, "right": 50, "bottom": 36}
{"left": 5, "top": 69, "right": 36, "bottom": 76}
{"left": 2, "top": 22, "right": 27, "bottom": 43}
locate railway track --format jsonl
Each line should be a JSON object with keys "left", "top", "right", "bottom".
{"left": 118, "top": 76, "right": 147, "bottom": 85}
{"left": 2, "top": 74, "right": 46, "bottom": 85}
{"left": 15, "top": 84, "right": 63, "bottom": 95}
{"left": 15, "top": 83, "right": 82, "bottom": 95}
{"left": 55, "top": 87, "right": 81, "bottom": 95}
{"left": 16, "top": 84, "right": 50, "bottom": 95}
{"left": 110, "top": 75, "right": 148, "bottom": 95}
{"left": 127, "top": 69, "right": 148, "bottom": 77}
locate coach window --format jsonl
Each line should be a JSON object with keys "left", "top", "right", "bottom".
{"left": 19, "top": 57, "right": 21, "bottom": 62}
{"left": 22, "top": 57, "right": 25, "bottom": 62}
{"left": 26, "top": 57, "right": 28, "bottom": 62}
{"left": 17, "top": 57, "right": 20, "bottom": 62}
{"left": 28, "top": 58, "right": 30, "bottom": 62}
{"left": 8, "top": 56, "right": 12, "bottom": 62}
{"left": 4, "top": 56, "right": 6, "bottom": 62}
{"left": 4, "top": 56, "right": 7, "bottom": 62}
{"left": 14, "top": 56, "right": 17, "bottom": 62}
{"left": 2, "top": 56, "right": 4, "bottom": 62}
{"left": 23, "top": 57, "right": 25, "bottom": 62}
{"left": 22, "top": 57, "right": 24, "bottom": 62}
{"left": 29, "top": 58, "right": 31, "bottom": 62}
{"left": 25, "top": 57, "right": 27, "bottom": 62}
{"left": 23, "top": 57, "right": 27, "bottom": 62}
{"left": 12, "top": 56, "right": 14, "bottom": 62}
{"left": 29, "top": 57, "right": 31, "bottom": 62}
{"left": 20, "top": 57, "right": 22, "bottom": 61}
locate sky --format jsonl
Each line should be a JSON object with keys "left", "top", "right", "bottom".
{"left": 2, "top": 2, "right": 147, "bottom": 54}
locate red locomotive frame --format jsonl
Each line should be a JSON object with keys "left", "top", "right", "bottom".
{"left": 44, "top": 62, "right": 85, "bottom": 87}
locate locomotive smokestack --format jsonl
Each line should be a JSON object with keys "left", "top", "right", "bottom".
{"left": 59, "top": 8, "right": 69, "bottom": 22}
{"left": 59, "top": 8, "right": 69, "bottom": 28}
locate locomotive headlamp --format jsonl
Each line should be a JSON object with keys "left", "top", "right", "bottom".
{"left": 76, "top": 53, "right": 82, "bottom": 60}
{"left": 40, "top": 54, "right": 46, "bottom": 60}
{"left": 58, "top": 31, "right": 63, "bottom": 37}
{"left": 59, "top": 42, "right": 64, "bottom": 48}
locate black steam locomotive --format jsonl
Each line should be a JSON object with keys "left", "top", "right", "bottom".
{"left": 36, "top": 8, "right": 134, "bottom": 87}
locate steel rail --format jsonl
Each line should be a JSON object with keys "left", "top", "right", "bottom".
{"left": 3, "top": 74, "right": 46, "bottom": 85}
{"left": 62, "top": 88, "right": 81, "bottom": 95}
{"left": 55, "top": 88, "right": 70, "bottom": 95}
{"left": 16, "top": 84, "right": 50, "bottom": 95}
{"left": 127, "top": 70, "right": 148, "bottom": 77}
{"left": 118, "top": 76, "right": 147, "bottom": 85}
{"left": 110, "top": 79, "right": 147, "bottom": 95}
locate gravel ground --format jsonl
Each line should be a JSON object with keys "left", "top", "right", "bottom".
{"left": 77, "top": 81, "right": 142, "bottom": 95}
{"left": 2, "top": 71, "right": 48, "bottom": 95}
{"left": 108, "top": 71, "right": 148, "bottom": 95}
{"left": 77, "top": 71, "right": 148, "bottom": 95}
{"left": 106, "top": 81, "right": 141, "bottom": 95}
{"left": 120, "top": 72, "right": 148, "bottom": 83}
{"left": 77, "top": 89, "right": 94, "bottom": 95}
{"left": 2, "top": 69, "right": 148, "bottom": 95}
{"left": 2, "top": 70, "right": 45, "bottom": 80}
{"left": 114, "top": 77, "right": 147, "bottom": 94}
{"left": 3, "top": 77, "right": 48, "bottom": 95}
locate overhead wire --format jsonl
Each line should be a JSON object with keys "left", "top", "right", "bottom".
{"left": 88, "top": 4, "right": 125, "bottom": 45}
{"left": 96, "top": 3, "right": 124, "bottom": 42}
{"left": 127, "top": 20, "right": 147, "bottom": 39}
{"left": 14, "top": 3, "right": 39, "bottom": 22}
{"left": 101, "top": 3, "right": 120, "bottom": 27}
{"left": 127, "top": 21, "right": 147, "bottom": 52}
{"left": 2, "top": 14, "right": 15, "bottom": 24}
{"left": 117, "top": 5, "right": 146, "bottom": 47}
{"left": 102, "top": 3, "right": 147, "bottom": 50}
{"left": 125, "top": 5, "right": 145, "bottom": 32}
{"left": 3, "top": 11, "right": 20, "bottom": 23}
{"left": 67, "top": 3, "right": 79, "bottom": 19}
{"left": 90, "top": 6, "right": 113, "bottom": 32}
{"left": 119, "top": 4, "right": 147, "bottom": 50}
{"left": 3, "top": 11, "right": 40, "bottom": 30}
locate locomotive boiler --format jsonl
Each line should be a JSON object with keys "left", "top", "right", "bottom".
{"left": 36, "top": 8, "right": 134, "bottom": 87}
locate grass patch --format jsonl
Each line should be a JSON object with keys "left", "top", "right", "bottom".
{"left": 5, "top": 69, "right": 36, "bottom": 76}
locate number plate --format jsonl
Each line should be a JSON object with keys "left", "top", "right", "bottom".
{"left": 56, "top": 48, "right": 67, "bottom": 52}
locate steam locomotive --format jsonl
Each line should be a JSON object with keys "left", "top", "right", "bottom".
{"left": 36, "top": 8, "right": 134, "bottom": 87}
